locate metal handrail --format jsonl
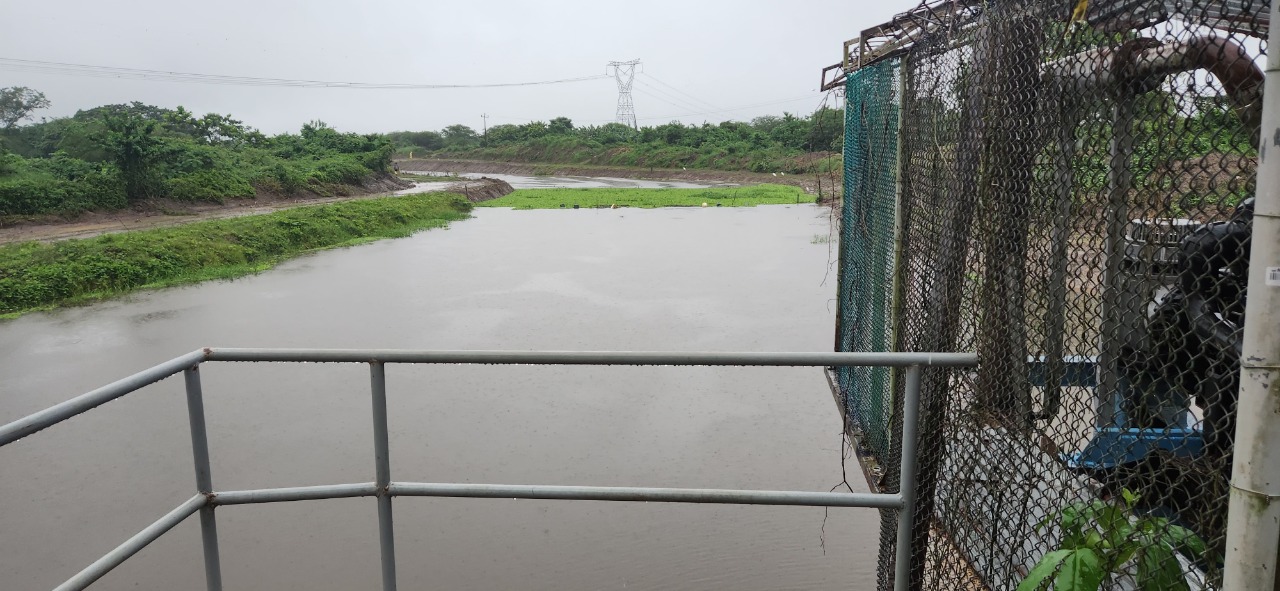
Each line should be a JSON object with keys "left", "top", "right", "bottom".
{"left": 0, "top": 348, "right": 979, "bottom": 591}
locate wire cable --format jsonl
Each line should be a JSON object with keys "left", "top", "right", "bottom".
{"left": 633, "top": 79, "right": 715, "bottom": 114}
{"left": 0, "top": 57, "right": 610, "bottom": 89}
{"left": 639, "top": 73, "right": 724, "bottom": 111}
{"left": 632, "top": 82, "right": 711, "bottom": 115}
{"left": 461, "top": 94, "right": 826, "bottom": 127}
{"left": 632, "top": 93, "right": 826, "bottom": 123}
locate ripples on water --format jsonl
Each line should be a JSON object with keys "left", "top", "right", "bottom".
{"left": 0, "top": 204, "right": 877, "bottom": 590}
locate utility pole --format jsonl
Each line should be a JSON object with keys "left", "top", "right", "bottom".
{"left": 481, "top": 113, "right": 489, "bottom": 145}
{"left": 606, "top": 59, "right": 640, "bottom": 129}
{"left": 1222, "top": 6, "right": 1280, "bottom": 589}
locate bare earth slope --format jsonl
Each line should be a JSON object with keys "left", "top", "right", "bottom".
{"left": 0, "top": 176, "right": 513, "bottom": 244}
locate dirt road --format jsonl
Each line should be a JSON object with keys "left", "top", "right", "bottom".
{"left": 0, "top": 176, "right": 510, "bottom": 245}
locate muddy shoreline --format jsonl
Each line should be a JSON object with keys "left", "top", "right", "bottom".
{"left": 398, "top": 158, "right": 835, "bottom": 195}
{"left": 0, "top": 175, "right": 512, "bottom": 244}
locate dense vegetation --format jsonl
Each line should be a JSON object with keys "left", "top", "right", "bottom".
{"left": 387, "top": 109, "right": 845, "bottom": 174}
{"left": 0, "top": 192, "right": 471, "bottom": 317}
{"left": 0, "top": 95, "right": 394, "bottom": 217}
{"left": 476, "top": 185, "right": 812, "bottom": 209}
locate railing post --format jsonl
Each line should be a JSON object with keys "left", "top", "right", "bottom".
{"left": 184, "top": 366, "right": 223, "bottom": 591}
{"left": 370, "top": 362, "right": 397, "bottom": 591}
{"left": 893, "top": 365, "right": 922, "bottom": 591}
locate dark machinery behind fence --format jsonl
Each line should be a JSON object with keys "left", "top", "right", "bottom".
{"left": 827, "top": 0, "right": 1270, "bottom": 589}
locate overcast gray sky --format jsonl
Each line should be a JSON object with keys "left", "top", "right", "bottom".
{"left": 1, "top": 1, "right": 904, "bottom": 134}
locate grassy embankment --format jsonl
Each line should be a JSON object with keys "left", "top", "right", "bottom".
{"left": 477, "top": 184, "right": 813, "bottom": 209}
{"left": 0, "top": 192, "right": 470, "bottom": 318}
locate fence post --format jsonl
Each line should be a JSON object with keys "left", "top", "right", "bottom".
{"left": 370, "top": 362, "right": 398, "bottom": 591}
{"left": 184, "top": 366, "right": 223, "bottom": 591}
{"left": 1223, "top": 9, "right": 1280, "bottom": 589}
{"left": 893, "top": 365, "right": 922, "bottom": 591}
{"left": 1036, "top": 100, "right": 1079, "bottom": 421}
{"left": 1095, "top": 88, "right": 1136, "bottom": 430}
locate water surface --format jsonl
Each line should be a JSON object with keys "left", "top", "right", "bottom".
{"left": 0, "top": 205, "right": 877, "bottom": 590}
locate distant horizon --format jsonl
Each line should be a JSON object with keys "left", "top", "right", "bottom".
{"left": 17, "top": 91, "right": 843, "bottom": 137}
{"left": 1, "top": 0, "right": 896, "bottom": 134}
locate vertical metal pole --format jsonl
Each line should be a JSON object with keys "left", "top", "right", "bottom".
{"left": 1096, "top": 89, "right": 1135, "bottom": 429}
{"left": 370, "top": 362, "right": 397, "bottom": 591}
{"left": 887, "top": 56, "right": 909, "bottom": 420}
{"left": 894, "top": 365, "right": 922, "bottom": 591}
{"left": 1223, "top": 10, "right": 1280, "bottom": 589}
{"left": 184, "top": 366, "right": 222, "bottom": 591}
{"left": 1037, "top": 101, "right": 1078, "bottom": 421}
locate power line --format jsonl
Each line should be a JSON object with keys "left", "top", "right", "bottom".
{"left": 632, "top": 81, "right": 708, "bottom": 115}
{"left": 633, "top": 79, "right": 712, "bottom": 114}
{"left": 0, "top": 57, "right": 610, "bottom": 89}
{"left": 479, "top": 93, "right": 826, "bottom": 127}
{"left": 639, "top": 73, "right": 723, "bottom": 112}
{"left": 631, "top": 93, "right": 825, "bottom": 123}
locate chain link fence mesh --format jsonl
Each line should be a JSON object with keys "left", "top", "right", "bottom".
{"left": 834, "top": 1, "right": 1267, "bottom": 589}
{"left": 838, "top": 58, "right": 902, "bottom": 463}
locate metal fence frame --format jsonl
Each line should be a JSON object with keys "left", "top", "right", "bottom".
{"left": 0, "top": 348, "right": 978, "bottom": 591}
{"left": 829, "top": 2, "right": 1276, "bottom": 588}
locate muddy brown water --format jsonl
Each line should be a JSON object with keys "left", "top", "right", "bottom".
{"left": 455, "top": 173, "right": 739, "bottom": 190}
{"left": 0, "top": 203, "right": 878, "bottom": 590}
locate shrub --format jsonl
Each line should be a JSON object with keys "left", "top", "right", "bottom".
{"left": 166, "top": 169, "right": 254, "bottom": 202}
{"left": 311, "top": 156, "right": 370, "bottom": 185}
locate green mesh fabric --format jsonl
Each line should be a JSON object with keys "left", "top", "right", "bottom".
{"left": 837, "top": 58, "right": 901, "bottom": 461}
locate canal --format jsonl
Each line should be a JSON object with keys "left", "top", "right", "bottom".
{"left": 0, "top": 202, "right": 878, "bottom": 590}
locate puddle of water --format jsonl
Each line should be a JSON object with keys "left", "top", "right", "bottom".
{"left": 0, "top": 206, "right": 873, "bottom": 590}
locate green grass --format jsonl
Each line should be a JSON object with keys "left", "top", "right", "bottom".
{"left": 475, "top": 184, "right": 813, "bottom": 209}
{"left": 0, "top": 192, "right": 472, "bottom": 318}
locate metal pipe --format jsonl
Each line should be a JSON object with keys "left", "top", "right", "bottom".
{"left": 0, "top": 349, "right": 206, "bottom": 446}
{"left": 1096, "top": 89, "right": 1136, "bottom": 429}
{"left": 1035, "top": 101, "right": 1078, "bottom": 422}
{"left": 370, "top": 363, "right": 397, "bottom": 591}
{"left": 893, "top": 365, "right": 922, "bottom": 591}
{"left": 184, "top": 368, "right": 214, "bottom": 495}
{"left": 389, "top": 482, "right": 903, "bottom": 508}
{"left": 211, "top": 481, "right": 900, "bottom": 508}
{"left": 212, "top": 482, "right": 379, "bottom": 505}
{"left": 204, "top": 349, "right": 979, "bottom": 368}
{"left": 1222, "top": 10, "right": 1280, "bottom": 589}
{"left": 1042, "top": 35, "right": 1265, "bottom": 147}
{"left": 887, "top": 55, "right": 909, "bottom": 418}
{"left": 184, "top": 367, "right": 222, "bottom": 591}
{"left": 53, "top": 495, "right": 205, "bottom": 591}
{"left": 0, "top": 349, "right": 979, "bottom": 450}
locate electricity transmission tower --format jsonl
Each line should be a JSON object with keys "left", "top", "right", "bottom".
{"left": 607, "top": 59, "right": 641, "bottom": 129}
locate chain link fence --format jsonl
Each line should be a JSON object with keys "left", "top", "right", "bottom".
{"left": 833, "top": 1, "right": 1268, "bottom": 589}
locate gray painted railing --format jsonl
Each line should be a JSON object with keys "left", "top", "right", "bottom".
{"left": 0, "top": 348, "right": 979, "bottom": 591}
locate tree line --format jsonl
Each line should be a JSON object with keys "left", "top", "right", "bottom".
{"left": 0, "top": 85, "right": 844, "bottom": 216}
{"left": 385, "top": 109, "right": 845, "bottom": 173}
{"left": 0, "top": 87, "right": 392, "bottom": 216}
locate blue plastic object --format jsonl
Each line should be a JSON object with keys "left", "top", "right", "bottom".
{"left": 1066, "top": 427, "right": 1204, "bottom": 470}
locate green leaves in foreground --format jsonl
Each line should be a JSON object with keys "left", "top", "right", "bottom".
{"left": 1018, "top": 489, "right": 1206, "bottom": 591}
